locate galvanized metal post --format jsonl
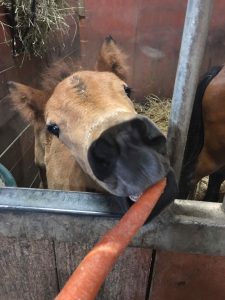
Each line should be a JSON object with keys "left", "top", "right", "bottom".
{"left": 167, "top": 0, "right": 213, "bottom": 181}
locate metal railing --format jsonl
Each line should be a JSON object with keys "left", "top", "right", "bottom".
{"left": 0, "top": 187, "right": 225, "bottom": 256}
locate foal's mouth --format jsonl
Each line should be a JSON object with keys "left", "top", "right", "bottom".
{"left": 87, "top": 116, "right": 171, "bottom": 197}
{"left": 129, "top": 194, "right": 142, "bottom": 202}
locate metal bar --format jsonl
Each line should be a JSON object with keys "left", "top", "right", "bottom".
{"left": 167, "top": 0, "right": 213, "bottom": 181}
{"left": 0, "top": 187, "right": 129, "bottom": 217}
{"left": 1, "top": 196, "right": 225, "bottom": 256}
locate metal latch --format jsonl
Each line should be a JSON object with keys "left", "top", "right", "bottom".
{"left": 77, "top": 0, "right": 85, "bottom": 17}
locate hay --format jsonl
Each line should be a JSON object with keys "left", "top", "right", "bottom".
{"left": 0, "top": 0, "right": 77, "bottom": 57}
{"left": 195, "top": 176, "right": 208, "bottom": 200}
{"left": 134, "top": 94, "right": 171, "bottom": 135}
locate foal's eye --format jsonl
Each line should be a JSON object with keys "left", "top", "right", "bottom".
{"left": 47, "top": 123, "right": 60, "bottom": 137}
{"left": 124, "top": 85, "right": 132, "bottom": 98}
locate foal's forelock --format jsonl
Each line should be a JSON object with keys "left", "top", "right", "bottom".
{"left": 71, "top": 76, "right": 87, "bottom": 96}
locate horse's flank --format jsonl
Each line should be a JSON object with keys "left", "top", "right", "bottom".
{"left": 179, "top": 65, "right": 224, "bottom": 200}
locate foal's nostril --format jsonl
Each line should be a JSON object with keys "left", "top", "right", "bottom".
{"left": 143, "top": 134, "right": 167, "bottom": 154}
{"left": 92, "top": 138, "right": 119, "bottom": 160}
{"left": 129, "top": 117, "right": 167, "bottom": 154}
{"left": 88, "top": 137, "right": 119, "bottom": 180}
{"left": 130, "top": 118, "right": 148, "bottom": 135}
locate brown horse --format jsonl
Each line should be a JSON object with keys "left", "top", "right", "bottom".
{"left": 8, "top": 36, "right": 177, "bottom": 217}
{"left": 179, "top": 65, "right": 225, "bottom": 201}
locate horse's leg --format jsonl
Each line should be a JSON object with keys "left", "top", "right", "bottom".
{"left": 194, "top": 147, "right": 218, "bottom": 181}
{"left": 193, "top": 146, "right": 225, "bottom": 201}
{"left": 179, "top": 148, "right": 215, "bottom": 199}
{"left": 203, "top": 167, "right": 225, "bottom": 202}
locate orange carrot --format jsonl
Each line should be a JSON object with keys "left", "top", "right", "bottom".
{"left": 55, "top": 178, "right": 166, "bottom": 300}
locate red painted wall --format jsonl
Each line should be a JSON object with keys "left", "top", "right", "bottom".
{"left": 0, "top": 7, "right": 80, "bottom": 187}
{"left": 80, "top": 0, "right": 225, "bottom": 100}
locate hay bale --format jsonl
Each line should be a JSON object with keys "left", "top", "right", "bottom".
{"left": 0, "top": 0, "right": 77, "bottom": 57}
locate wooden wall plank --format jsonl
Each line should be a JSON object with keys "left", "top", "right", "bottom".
{"left": 54, "top": 241, "right": 90, "bottom": 289}
{"left": 79, "top": 0, "right": 139, "bottom": 86}
{"left": 55, "top": 242, "right": 152, "bottom": 300}
{"left": 0, "top": 113, "right": 27, "bottom": 155}
{"left": 0, "top": 236, "right": 59, "bottom": 300}
{"left": 0, "top": 125, "right": 33, "bottom": 170}
{"left": 30, "top": 172, "right": 41, "bottom": 188}
{"left": 97, "top": 247, "right": 152, "bottom": 300}
{"left": 149, "top": 250, "right": 225, "bottom": 300}
{"left": 0, "top": 67, "right": 17, "bottom": 100}
{"left": 132, "top": 0, "right": 187, "bottom": 98}
{"left": 10, "top": 144, "right": 38, "bottom": 187}
{"left": 0, "top": 56, "right": 45, "bottom": 100}
{"left": 0, "top": 95, "right": 28, "bottom": 154}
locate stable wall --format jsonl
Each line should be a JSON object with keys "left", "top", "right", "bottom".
{"left": 79, "top": 0, "right": 225, "bottom": 100}
{"left": 0, "top": 6, "right": 80, "bottom": 187}
{"left": 2, "top": 0, "right": 224, "bottom": 187}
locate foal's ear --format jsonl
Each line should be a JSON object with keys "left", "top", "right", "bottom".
{"left": 96, "top": 36, "right": 128, "bottom": 81}
{"left": 8, "top": 81, "right": 48, "bottom": 122}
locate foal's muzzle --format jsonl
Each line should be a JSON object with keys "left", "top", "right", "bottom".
{"left": 88, "top": 116, "right": 171, "bottom": 196}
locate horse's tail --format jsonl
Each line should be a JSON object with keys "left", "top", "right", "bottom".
{"left": 179, "top": 65, "right": 223, "bottom": 198}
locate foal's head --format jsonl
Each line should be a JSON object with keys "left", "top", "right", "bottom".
{"left": 9, "top": 37, "right": 171, "bottom": 197}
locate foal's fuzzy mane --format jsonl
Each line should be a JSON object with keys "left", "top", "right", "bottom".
{"left": 40, "top": 58, "right": 82, "bottom": 94}
{"left": 40, "top": 37, "right": 128, "bottom": 94}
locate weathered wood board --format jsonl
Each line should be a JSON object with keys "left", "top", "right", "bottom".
{"left": 0, "top": 237, "right": 59, "bottom": 300}
{"left": 55, "top": 242, "right": 152, "bottom": 300}
{"left": 0, "top": 235, "right": 153, "bottom": 300}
